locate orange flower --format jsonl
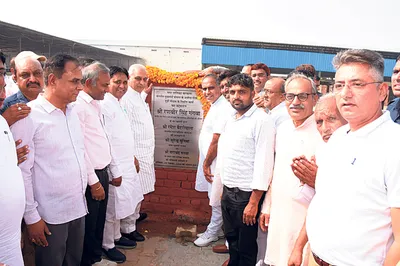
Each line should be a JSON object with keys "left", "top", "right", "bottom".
{"left": 146, "top": 66, "right": 210, "bottom": 118}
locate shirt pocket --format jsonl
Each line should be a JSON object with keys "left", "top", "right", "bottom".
{"left": 0, "top": 129, "right": 15, "bottom": 167}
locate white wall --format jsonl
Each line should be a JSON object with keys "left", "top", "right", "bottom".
{"left": 86, "top": 43, "right": 201, "bottom": 72}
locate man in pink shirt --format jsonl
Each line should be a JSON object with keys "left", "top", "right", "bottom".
{"left": 75, "top": 62, "right": 123, "bottom": 266}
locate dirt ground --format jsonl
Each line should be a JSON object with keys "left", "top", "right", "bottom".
{"left": 22, "top": 213, "right": 229, "bottom": 266}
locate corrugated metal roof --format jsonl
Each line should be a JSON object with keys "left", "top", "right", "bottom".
{"left": 202, "top": 44, "right": 397, "bottom": 77}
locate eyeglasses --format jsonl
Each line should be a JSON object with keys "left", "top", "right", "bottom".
{"left": 333, "top": 81, "right": 382, "bottom": 91}
{"left": 264, "top": 89, "right": 281, "bottom": 95}
{"left": 284, "top": 93, "right": 315, "bottom": 102}
{"left": 134, "top": 76, "right": 148, "bottom": 82}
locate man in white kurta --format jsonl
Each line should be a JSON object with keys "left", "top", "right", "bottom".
{"left": 194, "top": 74, "right": 233, "bottom": 247}
{"left": 101, "top": 66, "right": 144, "bottom": 254}
{"left": 120, "top": 64, "right": 155, "bottom": 241}
{"left": 260, "top": 73, "right": 319, "bottom": 266}
{"left": 0, "top": 115, "right": 25, "bottom": 266}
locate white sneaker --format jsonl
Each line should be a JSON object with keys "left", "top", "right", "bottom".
{"left": 197, "top": 229, "right": 224, "bottom": 238}
{"left": 92, "top": 259, "right": 118, "bottom": 266}
{"left": 194, "top": 231, "right": 219, "bottom": 247}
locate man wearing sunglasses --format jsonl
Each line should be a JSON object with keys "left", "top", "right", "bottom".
{"left": 259, "top": 72, "right": 320, "bottom": 266}
{"left": 120, "top": 64, "right": 155, "bottom": 244}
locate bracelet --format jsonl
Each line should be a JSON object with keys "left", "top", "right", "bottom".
{"left": 95, "top": 185, "right": 101, "bottom": 191}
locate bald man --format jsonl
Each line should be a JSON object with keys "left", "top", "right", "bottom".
{"left": 263, "top": 77, "right": 290, "bottom": 128}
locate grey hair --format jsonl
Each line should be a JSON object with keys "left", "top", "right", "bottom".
{"left": 285, "top": 73, "right": 317, "bottom": 94}
{"left": 128, "top": 64, "right": 146, "bottom": 76}
{"left": 82, "top": 61, "right": 109, "bottom": 86}
{"left": 315, "top": 92, "right": 336, "bottom": 110}
{"left": 332, "top": 49, "right": 384, "bottom": 81}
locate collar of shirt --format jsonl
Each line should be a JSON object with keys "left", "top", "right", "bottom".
{"left": 232, "top": 103, "right": 258, "bottom": 120}
{"left": 79, "top": 91, "right": 102, "bottom": 115}
{"left": 343, "top": 111, "right": 391, "bottom": 137}
{"left": 36, "top": 94, "right": 73, "bottom": 114}
{"left": 291, "top": 113, "right": 315, "bottom": 131}
{"left": 16, "top": 90, "right": 30, "bottom": 103}
{"left": 270, "top": 101, "right": 286, "bottom": 114}
{"left": 212, "top": 95, "right": 225, "bottom": 106}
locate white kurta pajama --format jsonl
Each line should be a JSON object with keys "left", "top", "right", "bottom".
{"left": 121, "top": 88, "right": 155, "bottom": 195}
{"left": 263, "top": 115, "right": 322, "bottom": 266}
{"left": 101, "top": 93, "right": 144, "bottom": 250}
{"left": 195, "top": 95, "right": 232, "bottom": 236}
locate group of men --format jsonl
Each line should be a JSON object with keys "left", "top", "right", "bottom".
{"left": 195, "top": 50, "right": 400, "bottom": 266}
{"left": 1, "top": 47, "right": 400, "bottom": 266}
{"left": 0, "top": 51, "right": 156, "bottom": 266}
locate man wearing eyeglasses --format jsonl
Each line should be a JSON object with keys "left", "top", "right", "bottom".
{"left": 387, "top": 55, "right": 400, "bottom": 124}
{"left": 251, "top": 63, "right": 270, "bottom": 108}
{"left": 307, "top": 49, "right": 400, "bottom": 266}
{"left": 263, "top": 77, "right": 290, "bottom": 128}
{"left": 259, "top": 72, "right": 320, "bottom": 266}
{"left": 120, "top": 64, "right": 155, "bottom": 244}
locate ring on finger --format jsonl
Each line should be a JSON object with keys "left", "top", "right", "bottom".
{"left": 18, "top": 107, "right": 22, "bottom": 111}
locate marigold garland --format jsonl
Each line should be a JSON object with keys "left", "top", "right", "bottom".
{"left": 146, "top": 66, "right": 210, "bottom": 118}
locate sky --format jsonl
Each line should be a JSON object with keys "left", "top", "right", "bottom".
{"left": 2, "top": 0, "right": 399, "bottom": 52}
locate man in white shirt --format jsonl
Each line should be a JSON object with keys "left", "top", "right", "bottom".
{"left": 307, "top": 49, "right": 400, "bottom": 266}
{"left": 218, "top": 73, "right": 275, "bottom": 266}
{"left": 194, "top": 74, "right": 232, "bottom": 247}
{"left": 100, "top": 66, "right": 144, "bottom": 260}
{"left": 120, "top": 64, "right": 155, "bottom": 243}
{"left": 75, "top": 62, "right": 122, "bottom": 266}
{"left": 263, "top": 77, "right": 290, "bottom": 127}
{"left": 251, "top": 63, "right": 271, "bottom": 108}
{"left": 10, "top": 54, "right": 88, "bottom": 266}
{"left": 259, "top": 73, "right": 320, "bottom": 266}
{"left": 287, "top": 93, "right": 347, "bottom": 266}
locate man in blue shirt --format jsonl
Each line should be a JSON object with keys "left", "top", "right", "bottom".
{"left": 0, "top": 51, "right": 45, "bottom": 126}
{"left": 388, "top": 55, "right": 400, "bottom": 124}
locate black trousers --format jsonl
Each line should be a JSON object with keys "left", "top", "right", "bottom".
{"left": 35, "top": 217, "right": 85, "bottom": 266}
{"left": 221, "top": 186, "right": 264, "bottom": 266}
{"left": 81, "top": 167, "right": 109, "bottom": 266}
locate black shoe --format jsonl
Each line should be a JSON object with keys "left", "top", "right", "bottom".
{"left": 121, "top": 230, "right": 145, "bottom": 242}
{"left": 137, "top": 212, "right": 148, "bottom": 223}
{"left": 115, "top": 236, "right": 137, "bottom": 249}
{"left": 102, "top": 247, "right": 126, "bottom": 263}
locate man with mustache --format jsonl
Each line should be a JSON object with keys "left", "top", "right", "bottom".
{"left": 387, "top": 55, "right": 400, "bottom": 124}
{"left": 100, "top": 66, "right": 143, "bottom": 263}
{"left": 307, "top": 49, "right": 400, "bottom": 266}
{"left": 217, "top": 73, "right": 275, "bottom": 265}
{"left": 0, "top": 51, "right": 46, "bottom": 126}
{"left": 259, "top": 72, "right": 320, "bottom": 266}
{"left": 75, "top": 62, "right": 122, "bottom": 266}
{"left": 120, "top": 64, "right": 155, "bottom": 244}
{"left": 218, "top": 70, "right": 240, "bottom": 100}
{"left": 287, "top": 93, "right": 347, "bottom": 266}
{"left": 251, "top": 63, "right": 270, "bottom": 108}
{"left": 263, "top": 77, "right": 290, "bottom": 127}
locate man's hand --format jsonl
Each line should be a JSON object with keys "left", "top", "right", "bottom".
{"left": 27, "top": 219, "right": 51, "bottom": 247}
{"left": 198, "top": 67, "right": 214, "bottom": 77}
{"left": 2, "top": 103, "right": 31, "bottom": 126}
{"left": 259, "top": 213, "right": 270, "bottom": 232}
{"left": 144, "top": 82, "right": 153, "bottom": 95}
{"left": 110, "top": 176, "right": 122, "bottom": 187}
{"left": 291, "top": 155, "right": 318, "bottom": 188}
{"left": 288, "top": 247, "right": 303, "bottom": 266}
{"left": 134, "top": 157, "right": 140, "bottom": 173}
{"left": 253, "top": 94, "right": 265, "bottom": 108}
{"left": 90, "top": 182, "right": 105, "bottom": 200}
{"left": 243, "top": 202, "right": 258, "bottom": 226}
{"left": 15, "top": 139, "right": 29, "bottom": 165}
{"left": 202, "top": 162, "right": 213, "bottom": 183}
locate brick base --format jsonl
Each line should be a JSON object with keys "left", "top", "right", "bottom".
{"left": 141, "top": 168, "right": 211, "bottom": 224}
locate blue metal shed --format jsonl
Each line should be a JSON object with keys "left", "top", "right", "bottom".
{"left": 201, "top": 38, "right": 398, "bottom": 78}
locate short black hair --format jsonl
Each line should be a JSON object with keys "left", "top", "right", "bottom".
{"left": 229, "top": 73, "right": 254, "bottom": 91}
{"left": 397, "top": 55, "right": 400, "bottom": 62}
{"left": 0, "top": 52, "right": 5, "bottom": 65}
{"left": 109, "top": 66, "right": 129, "bottom": 79}
{"left": 44, "top": 54, "right": 79, "bottom": 86}
{"left": 217, "top": 69, "right": 240, "bottom": 84}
